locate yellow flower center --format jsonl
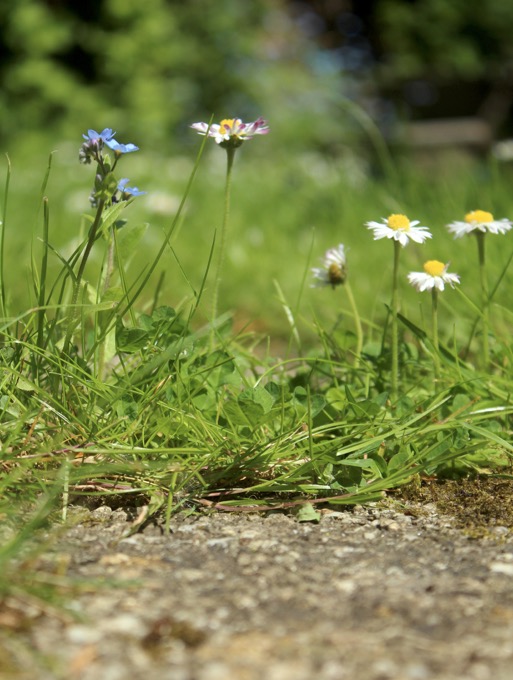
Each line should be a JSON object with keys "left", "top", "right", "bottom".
{"left": 423, "top": 260, "right": 446, "bottom": 277}
{"left": 387, "top": 214, "right": 410, "bottom": 231}
{"left": 220, "top": 119, "right": 236, "bottom": 134}
{"left": 465, "top": 210, "right": 493, "bottom": 223}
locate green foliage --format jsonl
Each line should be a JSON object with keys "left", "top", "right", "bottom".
{"left": 376, "top": 0, "right": 513, "bottom": 83}
{"left": 0, "top": 0, "right": 321, "bottom": 148}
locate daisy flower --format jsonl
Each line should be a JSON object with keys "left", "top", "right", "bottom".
{"left": 408, "top": 260, "right": 460, "bottom": 292}
{"left": 366, "top": 214, "right": 432, "bottom": 247}
{"left": 191, "top": 117, "right": 269, "bottom": 148}
{"left": 311, "top": 244, "right": 347, "bottom": 289}
{"left": 190, "top": 117, "right": 269, "bottom": 331}
{"left": 446, "top": 210, "right": 513, "bottom": 238}
{"left": 408, "top": 261, "right": 460, "bottom": 381}
{"left": 447, "top": 210, "right": 511, "bottom": 367}
{"left": 365, "top": 213, "right": 431, "bottom": 399}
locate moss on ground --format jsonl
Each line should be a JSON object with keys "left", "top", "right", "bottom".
{"left": 400, "top": 477, "right": 513, "bottom": 538}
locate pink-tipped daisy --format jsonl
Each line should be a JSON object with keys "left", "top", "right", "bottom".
{"left": 191, "top": 117, "right": 269, "bottom": 148}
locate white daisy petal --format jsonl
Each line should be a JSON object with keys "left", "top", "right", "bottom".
{"left": 365, "top": 220, "right": 383, "bottom": 230}
{"left": 191, "top": 122, "right": 219, "bottom": 137}
{"left": 398, "top": 232, "right": 409, "bottom": 247}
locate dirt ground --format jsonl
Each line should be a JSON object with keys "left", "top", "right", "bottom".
{"left": 2, "top": 479, "right": 513, "bottom": 680}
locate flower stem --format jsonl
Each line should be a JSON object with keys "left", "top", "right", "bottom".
{"left": 345, "top": 281, "right": 363, "bottom": 367}
{"left": 211, "top": 147, "right": 235, "bottom": 343}
{"left": 64, "top": 198, "right": 106, "bottom": 353}
{"left": 390, "top": 240, "right": 400, "bottom": 401}
{"left": 96, "top": 233, "right": 116, "bottom": 381}
{"left": 431, "top": 287, "right": 440, "bottom": 383}
{"left": 0, "top": 155, "right": 11, "bottom": 319}
{"left": 476, "top": 231, "right": 489, "bottom": 367}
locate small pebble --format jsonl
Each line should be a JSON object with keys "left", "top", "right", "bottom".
{"left": 91, "top": 505, "right": 113, "bottom": 520}
{"left": 66, "top": 624, "right": 102, "bottom": 645}
{"left": 490, "top": 562, "right": 513, "bottom": 576}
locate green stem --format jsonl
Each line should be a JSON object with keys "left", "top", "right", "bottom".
{"left": 345, "top": 281, "right": 363, "bottom": 367}
{"left": 0, "top": 155, "right": 11, "bottom": 319}
{"left": 64, "top": 198, "right": 106, "bottom": 353}
{"left": 35, "top": 197, "right": 50, "bottom": 377}
{"left": 431, "top": 287, "right": 440, "bottom": 383}
{"left": 390, "top": 240, "right": 401, "bottom": 401}
{"left": 211, "top": 147, "right": 235, "bottom": 344}
{"left": 96, "top": 232, "right": 116, "bottom": 381}
{"left": 476, "top": 231, "right": 489, "bottom": 367}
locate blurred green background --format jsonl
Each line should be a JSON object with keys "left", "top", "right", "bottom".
{"left": 2, "top": 0, "right": 513, "bottom": 345}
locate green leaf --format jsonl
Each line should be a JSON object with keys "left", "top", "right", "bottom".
{"left": 95, "top": 172, "right": 119, "bottom": 203}
{"left": 344, "top": 386, "right": 387, "bottom": 418}
{"left": 140, "top": 306, "right": 177, "bottom": 332}
{"left": 240, "top": 386, "right": 275, "bottom": 413}
{"left": 101, "top": 325, "right": 118, "bottom": 367}
{"left": 115, "top": 398, "right": 138, "bottom": 419}
{"left": 204, "top": 351, "right": 240, "bottom": 390}
{"left": 152, "top": 306, "right": 177, "bottom": 323}
{"left": 191, "top": 390, "right": 216, "bottom": 412}
{"left": 116, "top": 321, "right": 148, "bottom": 353}
{"left": 362, "top": 341, "right": 382, "bottom": 358}
{"left": 102, "top": 286, "right": 123, "bottom": 304}
{"left": 326, "top": 387, "right": 346, "bottom": 411}
{"left": 294, "top": 502, "right": 321, "bottom": 523}
{"left": 116, "top": 223, "right": 148, "bottom": 264}
{"left": 421, "top": 436, "right": 456, "bottom": 472}
{"left": 265, "top": 381, "right": 291, "bottom": 402}
{"left": 98, "top": 200, "right": 127, "bottom": 236}
{"left": 394, "top": 395, "right": 415, "bottom": 417}
{"left": 451, "top": 393, "right": 474, "bottom": 413}
{"left": 387, "top": 447, "right": 412, "bottom": 474}
{"left": 223, "top": 386, "right": 275, "bottom": 427}
{"left": 339, "top": 459, "right": 375, "bottom": 469}
{"left": 0, "top": 395, "right": 21, "bottom": 419}
{"left": 292, "top": 386, "right": 326, "bottom": 417}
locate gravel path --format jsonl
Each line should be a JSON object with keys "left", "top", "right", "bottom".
{"left": 2, "top": 484, "right": 513, "bottom": 680}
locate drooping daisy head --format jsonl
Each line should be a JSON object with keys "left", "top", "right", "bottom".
{"left": 407, "top": 260, "right": 460, "bottom": 292}
{"left": 366, "top": 214, "right": 432, "bottom": 247}
{"left": 311, "top": 244, "right": 347, "bottom": 289}
{"left": 446, "top": 210, "right": 513, "bottom": 238}
{"left": 191, "top": 117, "right": 269, "bottom": 149}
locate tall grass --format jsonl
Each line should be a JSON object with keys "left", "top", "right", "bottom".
{"left": 1, "top": 126, "right": 513, "bottom": 604}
